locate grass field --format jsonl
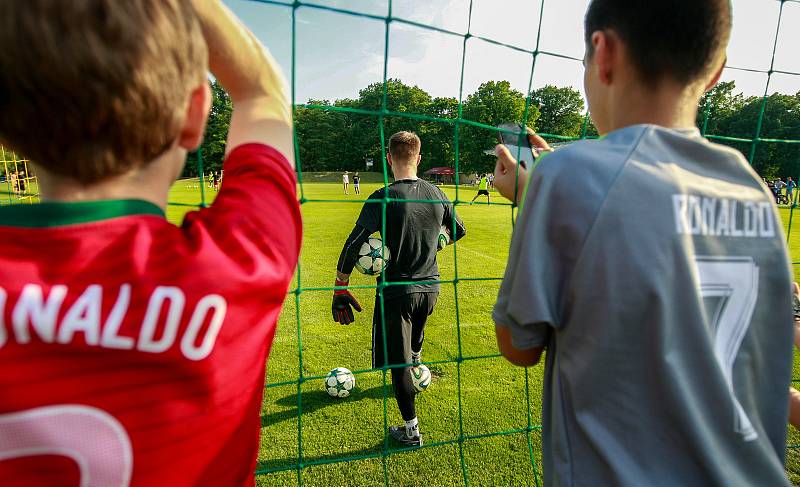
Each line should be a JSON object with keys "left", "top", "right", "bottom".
{"left": 6, "top": 173, "right": 800, "bottom": 485}
{"left": 169, "top": 175, "right": 544, "bottom": 486}
{"left": 165, "top": 173, "right": 800, "bottom": 486}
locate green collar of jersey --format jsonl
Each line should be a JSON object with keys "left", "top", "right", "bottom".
{"left": 0, "top": 199, "right": 165, "bottom": 228}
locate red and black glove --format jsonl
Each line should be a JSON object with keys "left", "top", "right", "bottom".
{"left": 332, "top": 279, "right": 362, "bottom": 325}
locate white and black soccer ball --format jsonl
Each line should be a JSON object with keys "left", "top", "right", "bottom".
{"left": 325, "top": 367, "right": 356, "bottom": 398}
{"left": 355, "top": 237, "right": 390, "bottom": 275}
{"left": 411, "top": 364, "right": 432, "bottom": 393}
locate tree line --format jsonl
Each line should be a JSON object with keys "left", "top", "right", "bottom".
{"left": 697, "top": 81, "right": 800, "bottom": 179}
{"left": 185, "top": 79, "right": 800, "bottom": 179}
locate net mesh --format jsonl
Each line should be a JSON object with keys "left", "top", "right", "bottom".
{"left": 0, "top": 147, "right": 37, "bottom": 205}
{"left": 257, "top": 0, "right": 800, "bottom": 484}
{"left": 1, "top": 0, "right": 799, "bottom": 485}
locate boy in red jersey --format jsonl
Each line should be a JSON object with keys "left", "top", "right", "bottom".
{"left": 0, "top": 1, "right": 300, "bottom": 486}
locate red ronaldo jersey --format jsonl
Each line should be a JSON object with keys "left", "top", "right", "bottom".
{"left": 0, "top": 143, "right": 301, "bottom": 486}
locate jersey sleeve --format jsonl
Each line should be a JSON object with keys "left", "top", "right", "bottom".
{"left": 440, "top": 190, "right": 466, "bottom": 242}
{"left": 492, "top": 172, "right": 558, "bottom": 349}
{"left": 355, "top": 189, "right": 384, "bottom": 234}
{"left": 182, "top": 144, "right": 302, "bottom": 295}
{"left": 492, "top": 147, "right": 608, "bottom": 349}
{"left": 336, "top": 225, "right": 371, "bottom": 275}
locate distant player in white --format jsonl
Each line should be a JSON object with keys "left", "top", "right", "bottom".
{"left": 342, "top": 171, "right": 349, "bottom": 195}
{"left": 492, "top": 1, "right": 794, "bottom": 486}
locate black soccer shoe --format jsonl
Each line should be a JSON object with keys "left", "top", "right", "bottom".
{"left": 388, "top": 425, "right": 422, "bottom": 447}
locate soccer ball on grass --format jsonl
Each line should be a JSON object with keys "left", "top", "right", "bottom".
{"left": 355, "top": 237, "right": 390, "bottom": 275}
{"left": 325, "top": 367, "right": 356, "bottom": 398}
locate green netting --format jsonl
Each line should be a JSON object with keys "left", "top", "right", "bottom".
{"left": 247, "top": 1, "right": 800, "bottom": 484}
{"left": 1, "top": 0, "right": 799, "bottom": 485}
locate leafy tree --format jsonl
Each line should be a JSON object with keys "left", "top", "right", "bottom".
{"left": 730, "top": 93, "right": 800, "bottom": 178}
{"left": 294, "top": 100, "right": 359, "bottom": 172}
{"left": 582, "top": 116, "right": 599, "bottom": 138}
{"left": 186, "top": 78, "right": 800, "bottom": 182}
{"left": 420, "top": 97, "right": 458, "bottom": 171}
{"left": 351, "top": 79, "right": 433, "bottom": 171}
{"left": 459, "top": 81, "right": 537, "bottom": 174}
{"left": 184, "top": 80, "right": 231, "bottom": 178}
{"left": 530, "top": 85, "right": 585, "bottom": 139}
{"left": 696, "top": 81, "right": 746, "bottom": 135}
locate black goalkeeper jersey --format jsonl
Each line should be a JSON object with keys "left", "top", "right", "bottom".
{"left": 340, "top": 178, "right": 466, "bottom": 298}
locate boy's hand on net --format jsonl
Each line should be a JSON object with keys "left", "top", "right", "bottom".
{"left": 332, "top": 279, "right": 362, "bottom": 325}
{"left": 494, "top": 128, "right": 553, "bottom": 205}
{"left": 524, "top": 127, "right": 554, "bottom": 158}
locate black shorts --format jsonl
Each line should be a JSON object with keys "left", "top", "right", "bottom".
{"left": 477, "top": 189, "right": 489, "bottom": 196}
{"left": 372, "top": 292, "right": 438, "bottom": 369}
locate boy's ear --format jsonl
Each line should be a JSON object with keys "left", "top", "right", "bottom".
{"left": 591, "top": 30, "right": 616, "bottom": 85}
{"left": 386, "top": 152, "right": 393, "bottom": 167}
{"left": 179, "top": 82, "right": 212, "bottom": 151}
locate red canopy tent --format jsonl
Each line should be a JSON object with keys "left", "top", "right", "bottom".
{"left": 423, "top": 167, "right": 455, "bottom": 176}
{"left": 423, "top": 167, "right": 455, "bottom": 184}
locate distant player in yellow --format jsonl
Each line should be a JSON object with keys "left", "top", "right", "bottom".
{"left": 470, "top": 174, "right": 490, "bottom": 205}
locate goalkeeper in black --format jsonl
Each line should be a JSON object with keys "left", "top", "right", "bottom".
{"left": 332, "top": 131, "right": 466, "bottom": 446}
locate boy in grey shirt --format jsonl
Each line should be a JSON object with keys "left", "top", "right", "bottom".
{"left": 492, "top": 1, "right": 793, "bottom": 486}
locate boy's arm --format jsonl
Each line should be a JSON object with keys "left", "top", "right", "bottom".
{"left": 183, "top": 1, "right": 300, "bottom": 298}
{"left": 495, "top": 325, "right": 543, "bottom": 367}
{"left": 193, "top": 0, "right": 293, "bottom": 163}
{"left": 492, "top": 149, "right": 579, "bottom": 368}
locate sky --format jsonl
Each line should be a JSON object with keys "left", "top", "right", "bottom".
{"left": 224, "top": 0, "right": 800, "bottom": 106}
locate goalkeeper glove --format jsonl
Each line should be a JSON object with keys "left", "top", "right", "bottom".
{"left": 332, "top": 279, "right": 362, "bottom": 325}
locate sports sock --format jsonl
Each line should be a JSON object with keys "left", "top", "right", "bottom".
{"left": 411, "top": 351, "right": 421, "bottom": 365}
{"left": 405, "top": 417, "right": 419, "bottom": 438}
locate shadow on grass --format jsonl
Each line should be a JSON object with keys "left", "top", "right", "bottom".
{"left": 259, "top": 385, "right": 398, "bottom": 473}
{"left": 256, "top": 440, "right": 388, "bottom": 473}
{"left": 261, "top": 384, "right": 395, "bottom": 428}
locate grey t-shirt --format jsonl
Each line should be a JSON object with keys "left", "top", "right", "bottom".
{"left": 493, "top": 124, "right": 793, "bottom": 486}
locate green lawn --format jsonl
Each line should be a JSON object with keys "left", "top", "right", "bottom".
{"left": 167, "top": 177, "right": 544, "bottom": 485}
{"left": 8, "top": 174, "right": 800, "bottom": 485}
{"left": 254, "top": 180, "right": 541, "bottom": 486}
{"left": 178, "top": 176, "right": 799, "bottom": 487}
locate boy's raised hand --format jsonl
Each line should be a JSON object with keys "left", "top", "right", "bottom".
{"left": 493, "top": 144, "right": 528, "bottom": 205}
{"left": 192, "top": 0, "right": 293, "bottom": 164}
{"left": 493, "top": 128, "right": 552, "bottom": 205}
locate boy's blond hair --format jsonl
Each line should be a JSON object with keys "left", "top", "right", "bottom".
{"left": 0, "top": 0, "right": 208, "bottom": 183}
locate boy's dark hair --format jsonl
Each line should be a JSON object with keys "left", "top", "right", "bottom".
{"left": 585, "top": 0, "right": 731, "bottom": 85}
{"left": 0, "top": 0, "right": 207, "bottom": 183}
